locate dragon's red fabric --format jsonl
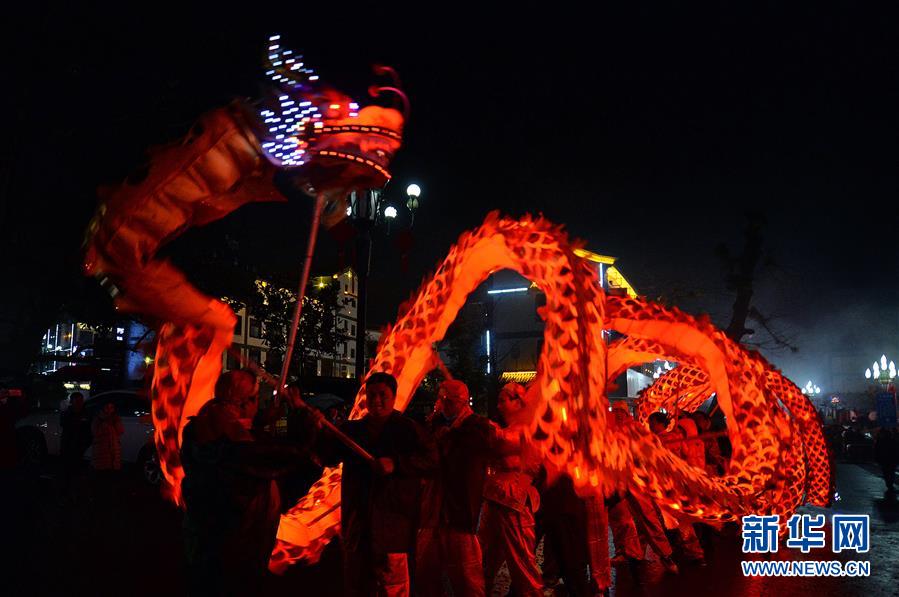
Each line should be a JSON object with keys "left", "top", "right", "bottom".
{"left": 84, "top": 87, "right": 404, "bottom": 504}
{"left": 268, "top": 213, "right": 832, "bottom": 571}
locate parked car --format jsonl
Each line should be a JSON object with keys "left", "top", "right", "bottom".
{"left": 15, "top": 390, "right": 161, "bottom": 484}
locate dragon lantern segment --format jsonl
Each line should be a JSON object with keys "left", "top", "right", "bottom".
{"left": 82, "top": 36, "right": 406, "bottom": 505}
{"left": 269, "top": 213, "right": 832, "bottom": 571}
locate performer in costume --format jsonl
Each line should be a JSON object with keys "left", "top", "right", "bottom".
{"left": 479, "top": 382, "right": 544, "bottom": 596}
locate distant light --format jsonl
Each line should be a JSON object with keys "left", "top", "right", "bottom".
{"left": 865, "top": 368, "right": 872, "bottom": 379}
{"left": 486, "top": 330, "right": 491, "bottom": 374}
{"left": 384, "top": 206, "right": 398, "bottom": 219}
{"left": 487, "top": 287, "right": 529, "bottom": 295}
{"left": 346, "top": 206, "right": 352, "bottom": 216}
{"left": 882, "top": 355, "right": 888, "bottom": 369}
{"left": 406, "top": 183, "right": 421, "bottom": 198}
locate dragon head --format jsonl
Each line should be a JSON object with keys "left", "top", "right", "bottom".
{"left": 255, "top": 35, "right": 406, "bottom": 212}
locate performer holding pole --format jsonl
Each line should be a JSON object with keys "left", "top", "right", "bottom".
{"left": 229, "top": 346, "right": 374, "bottom": 462}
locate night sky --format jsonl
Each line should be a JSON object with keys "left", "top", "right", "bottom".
{"left": 2, "top": 3, "right": 898, "bottom": 388}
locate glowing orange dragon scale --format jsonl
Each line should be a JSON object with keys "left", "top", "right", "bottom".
{"left": 82, "top": 36, "right": 406, "bottom": 505}
{"left": 270, "top": 212, "right": 832, "bottom": 571}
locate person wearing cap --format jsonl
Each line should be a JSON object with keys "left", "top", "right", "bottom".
{"left": 479, "top": 382, "right": 544, "bottom": 596}
{"left": 312, "top": 371, "right": 437, "bottom": 597}
{"left": 416, "top": 379, "right": 494, "bottom": 596}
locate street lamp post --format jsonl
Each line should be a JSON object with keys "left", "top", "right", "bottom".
{"left": 348, "top": 184, "right": 421, "bottom": 380}
{"left": 865, "top": 354, "right": 896, "bottom": 387}
{"left": 801, "top": 380, "right": 822, "bottom": 396}
{"left": 865, "top": 354, "right": 898, "bottom": 426}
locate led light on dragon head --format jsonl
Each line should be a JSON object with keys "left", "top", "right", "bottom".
{"left": 258, "top": 35, "right": 407, "bottom": 196}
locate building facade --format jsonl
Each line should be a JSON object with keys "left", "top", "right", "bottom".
{"left": 480, "top": 249, "right": 652, "bottom": 399}
{"left": 36, "top": 319, "right": 155, "bottom": 399}
{"left": 224, "top": 268, "right": 367, "bottom": 379}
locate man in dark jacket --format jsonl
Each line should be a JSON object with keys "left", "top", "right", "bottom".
{"left": 416, "top": 379, "right": 494, "bottom": 596}
{"left": 59, "top": 392, "right": 92, "bottom": 502}
{"left": 60, "top": 393, "right": 92, "bottom": 463}
{"left": 181, "top": 370, "right": 310, "bottom": 596}
{"left": 874, "top": 427, "right": 898, "bottom": 493}
{"left": 315, "top": 371, "right": 436, "bottom": 597}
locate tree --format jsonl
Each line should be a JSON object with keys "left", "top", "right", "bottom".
{"left": 716, "top": 211, "right": 798, "bottom": 352}
{"left": 248, "top": 279, "right": 340, "bottom": 379}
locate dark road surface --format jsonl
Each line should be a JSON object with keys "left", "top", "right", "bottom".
{"left": 5, "top": 459, "right": 897, "bottom": 596}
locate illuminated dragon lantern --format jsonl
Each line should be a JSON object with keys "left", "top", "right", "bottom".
{"left": 270, "top": 212, "right": 833, "bottom": 571}
{"left": 80, "top": 35, "right": 832, "bottom": 572}
{"left": 82, "top": 35, "right": 406, "bottom": 503}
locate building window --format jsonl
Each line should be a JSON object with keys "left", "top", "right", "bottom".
{"left": 351, "top": 324, "right": 356, "bottom": 335}
{"left": 234, "top": 315, "right": 243, "bottom": 335}
{"left": 350, "top": 347, "right": 355, "bottom": 359}
{"left": 249, "top": 348, "right": 262, "bottom": 365}
{"left": 249, "top": 317, "right": 262, "bottom": 338}
{"left": 226, "top": 349, "right": 241, "bottom": 371}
